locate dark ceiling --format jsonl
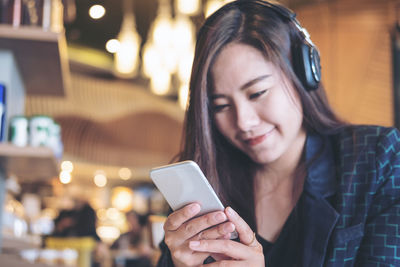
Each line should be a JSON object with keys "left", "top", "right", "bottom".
{"left": 64, "top": 0, "right": 324, "bottom": 55}
{"left": 65, "top": 0, "right": 197, "bottom": 53}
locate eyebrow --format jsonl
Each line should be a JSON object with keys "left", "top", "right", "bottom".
{"left": 211, "top": 74, "right": 271, "bottom": 99}
{"left": 240, "top": 74, "right": 271, "bottom": 91}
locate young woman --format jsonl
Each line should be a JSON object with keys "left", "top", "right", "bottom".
{"left": 157, "top": 0, "right": 400, "bottom": 266}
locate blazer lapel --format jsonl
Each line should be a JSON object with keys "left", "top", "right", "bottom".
{"left": 301, "top": 191, "right": 339, "bottom": 266}
{"left": 301, "top": 133, "right": 340, "bottom": 267}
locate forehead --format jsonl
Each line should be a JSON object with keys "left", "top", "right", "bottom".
{"left": 211, "top": 43, "right": 278, "bottom": 92}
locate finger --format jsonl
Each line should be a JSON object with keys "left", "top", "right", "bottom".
{"left": 199, "top": 260, "right": 245, "bottom": 267}
{"left": 172, "top": 250, "right": 211, "bottom": 266}
{"left": 225, "top": 207, "right": 256, "bottom": 246}
{"left": 194, "top": 221, "right": 235, "bottom": 241}
{"left": 170, "top": 248, "right": 211, "bottom": 267}
{"left": 189, "top": 239, "right": 260, "bottom": 259}
{"left": 164, "top": 203, "right": 201, "bottom": 231}
{"left": 210, "top": 253, "right": 231, "bottom": 262}
{"left": 176, "top": 210, "right": 228, "bottom": 240}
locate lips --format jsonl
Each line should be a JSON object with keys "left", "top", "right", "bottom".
{"left": 245, "top": 134, "right": 266, "bottom": 146}
{"left": 243, "top": 128, "right": 275, "bottom": 146}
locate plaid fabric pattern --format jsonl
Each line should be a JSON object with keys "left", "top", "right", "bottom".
{"left": 324, "top": 126, "right": 400, "bottom": 266}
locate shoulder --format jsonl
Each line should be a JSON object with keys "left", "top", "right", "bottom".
{"left": 333, "top": 125, "right": 400, "bottom": 185}
{"left": 334, "top": 125, "right": 400, "bottom": 151}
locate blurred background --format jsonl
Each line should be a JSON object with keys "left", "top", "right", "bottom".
{"left": 0, "top": 0, "right": 399, "bottom": 266}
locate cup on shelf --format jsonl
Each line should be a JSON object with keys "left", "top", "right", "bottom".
{"left": 9, "top": 115, "right": 28, "bottom": 147}
{"left": 20, "top": 249, "right": 40, "bottom": 264}
{"left": 39, "top": 249, "right": 59, "bottom": 265}
{"left": 8, "top": 114, "right": 64, "bottom": 158}
{"left": 29, "top": 115, "right": 53, "bottom": 147}
{"left": 60, "top": 248, "right": 78, "bottom": 266}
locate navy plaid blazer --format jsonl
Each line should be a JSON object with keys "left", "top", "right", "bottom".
{"left": 157, "top": 125, "right": 400, "bottom": 267}
{"left": 303, "top": 125, "right": 400, "bottom": 266}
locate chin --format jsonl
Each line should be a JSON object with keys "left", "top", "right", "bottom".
{"left": 250, "top": 152, "right": 280, "bottom": 165}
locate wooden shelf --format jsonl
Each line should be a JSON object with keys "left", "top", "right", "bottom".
{"left": 0, "top": 25, "right": 69, "bottom": 96}
{"left": 2, "top": 233, "right": 41, "bottom": 251}
{"left": 0, "top": 143, "right": 59, "bottom": 181}
{"left": 0, "top": 252, "right": 64, "bottom": 267}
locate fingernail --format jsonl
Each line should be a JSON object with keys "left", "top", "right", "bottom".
{"left": 226, "top": 207, "right": 236, "bottom": 216}
{"left": 189, "top": 241, "right": 200, "bottom": 248}
{"left": 224, "top": 223, "right": 234, "bottom": 232}
{"left": 215, "top": 212, "right": 226, "bottom": 222}
{"left": 190, "top": 204, "right": 200, "bottom": 214}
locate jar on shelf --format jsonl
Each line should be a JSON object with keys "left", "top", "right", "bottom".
{"left": 29, "top": 115, "right": 53, "bottom": 147}
{"left": 9, "top": 115, "right": 28, "bottom": 147}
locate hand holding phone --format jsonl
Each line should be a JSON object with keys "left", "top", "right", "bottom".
{"left": 150, "top": 160, "right": 224, "bottom": 216}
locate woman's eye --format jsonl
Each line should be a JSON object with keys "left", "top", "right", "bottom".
{"left": 213, "top": 104, "right": 230, "bottom": 113}
{"left": 249, "top": 89, "right": 268, "bottom": 100}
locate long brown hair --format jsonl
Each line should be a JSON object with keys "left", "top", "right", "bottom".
{"left": 178, "top": 0, "right": 346, "bottom": 230}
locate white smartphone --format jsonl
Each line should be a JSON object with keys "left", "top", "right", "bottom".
{"left": 150, "top": 160, "right": 224, "bottom": 216}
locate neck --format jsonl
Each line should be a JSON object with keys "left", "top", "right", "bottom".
{"left": 254, "top": 129, "right": 307, "bottom": 196}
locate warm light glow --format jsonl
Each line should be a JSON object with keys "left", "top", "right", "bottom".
{"left": 115, "top": 32, "right": 140, "bottom": 76}
{"left": 151, "top": 16, "right": 178, "bottom": 73}
{"left": 178, "top": 49, "right": 194, "bottom": 84}
{"left": 106, "top": 207, "right": 121, "bottom": 221}
{"left": 118, "top": 168, "right": 132, "bottom": 180}
{"left": 173, "top": 16, "right": 195, "bottom": 50}
{"left": 59, "top": 171, "right": 71, "bottom": 184}
{"left": 111, "top": 187, "right": 133, "bottom": 211}
{"left": 142, "top": 44, "right": 160, "bottom": 77}
{"left": 179, "top": 83, "right": 190, "bottom": 110}
{"left": 152, "top": 16, "right": 174, "bottom": 47}
{"left": 150, "top": 70, "right": 171, "bottom": 95}
{"left": 163, "top": 48, "right": 179, "bottom": 73}
{"left": 143, "top": 0, "right": 196, "bottom": 99}
{"left": 94, "top": 171, "right": 107, "bottom": 187}
{"left": 89, "top": 5, "right": 106, "bottom": 19}
{"left": 105, "top": 39, "right": 120, "bottom": 53}
{"left": 176, "top": 0, "right": 200, "bottom": 15}
{"left": 96, "top": 226, "right": 120, "bottom": 244}
{"left": 96, "top": 208, "right": 108, "bottom": 221}
{"left": 114, "top": 13, "right": 141, "bottom": 78}
{"left": 205, "top": 0, "right": 224, "bottom": 18}
{"left": 42, "top": 208, "right": 57, "bottom": 219}
{"left": 61, "top": 161, "right": 73, "bottom": 172}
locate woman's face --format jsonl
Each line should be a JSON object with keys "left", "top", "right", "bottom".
{"left": 211, "top": 43, "right": 306, "bottom": 166}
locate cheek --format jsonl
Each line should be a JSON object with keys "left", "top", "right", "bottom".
{"left": 271, "top": 89, "right": 303, "bottom": 124}
{"left": 214, "top": 116, "right": 227, "bottom": 133}
{"left": 214, "top": 115, "right": 234, "bottom": 139}
{"left": 287, "top": 96, "right": 303, "bottom": 122}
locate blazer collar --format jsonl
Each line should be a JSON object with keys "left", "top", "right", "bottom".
{"left": 301, "top": 133, "right": 340, "bottom": 266}
{"left": 304, "top": 132, "right": 338, "bottom": 198}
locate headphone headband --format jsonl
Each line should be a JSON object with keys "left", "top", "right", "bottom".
{"left": 246, "top": 1, "right": 316, "bottom": 48}
{"left": 238, "top": 0, "right": 322, "bottom": 90}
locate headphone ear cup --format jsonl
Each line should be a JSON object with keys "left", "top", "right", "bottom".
{"left": 292, "top": 41, "right": 321, "bottom": 91}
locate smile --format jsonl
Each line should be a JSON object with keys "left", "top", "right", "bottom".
{"left": 246, "top": 135, "right": 266, "bottom": 146}
{"left": 244, "top": 128, "right": 275, "bottom": 146}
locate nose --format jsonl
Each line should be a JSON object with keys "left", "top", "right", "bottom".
{"left": 235, "top": 101, "right": 260, "bottom": 132}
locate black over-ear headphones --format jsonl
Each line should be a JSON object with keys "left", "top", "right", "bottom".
{"left": 238, "top": 0, "right": 322, "bottom": 91}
